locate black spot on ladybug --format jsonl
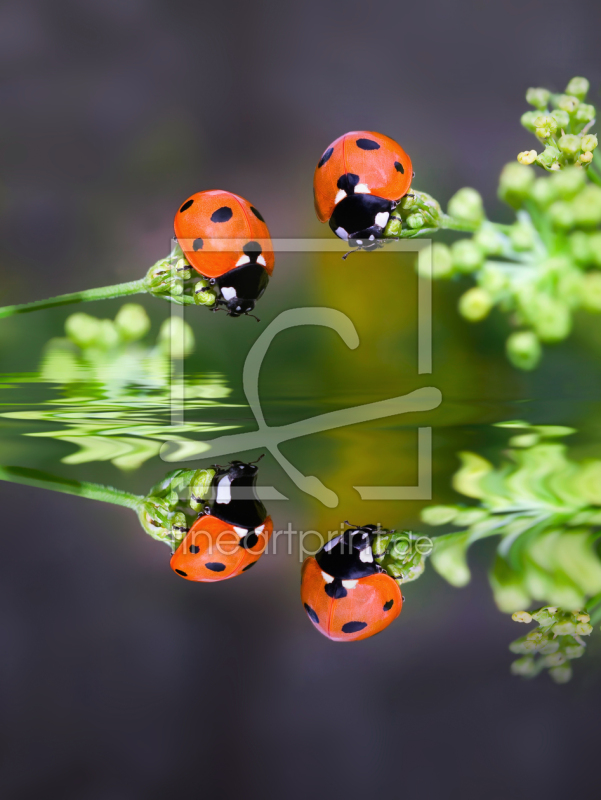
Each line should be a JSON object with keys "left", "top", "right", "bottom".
{"left": 193, "top": 238, "right": 203, "bottom": 251}
{"left": 337, "top": 173, "right": 360, "bottom": 194}
{"left": 325, "top": 579, "right": 347, "bottom": 599}
{"left": 342, "top": 621, "right": 367, "bottom": 633}
{"left": 240, "top": 532, "right": 259, "bottom": 549}
{"left": 211, "top": 206, "right": 233, "bottom": 223}
{"left": 304, "top": 603, "right": 319, "bottom": 624}
{"left": 175, "top": 569, "right": 188, "bottom": 577}
{"left": 394, "top": 161, "right": 405, "bottom": 174}
{"left": 205, "top": 562, "right": 226, "bottom": 572}
{"left": 243, "top": 240, "right": 262, "bottom": 255}
{"left": 356, "top": 138, "right": 380, "bottom": 151}
{"left": 179, "top": 199, "right": 194, "bottom": 212}
{"left": 189, "top": 545, "right": 200, "bottom": 554}
{"left": 250, "top": 206, "right": 265, "bottom": 222}
{"left": 383, "top": 599, "right": 394, "bottom": 611}
{"left": 318, "top": 147, "right": 334, "bottom": 168}
{"left": 242, "top": 561, "right": 256, "bottom": 571}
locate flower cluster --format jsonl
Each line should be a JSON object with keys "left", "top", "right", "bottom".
{"left": 421, "top": 422, "right": 601, "bottom": 613}
{"left": 144, "top": 242, "right": 219, "bottom": 308}
{"left": 509, "top": 606, "right": 593, "bottom": 684}
{"left": 518, "top": 77, "right": 598, "bottom": 171}
{"left": 372, "top": 529, "right": 428, "bottom": 585}
{"left": 137, "top": 467, "right": 216, "bottom": 548}
{"left": 383, "top": 76, "right": 601, "bottom": 370}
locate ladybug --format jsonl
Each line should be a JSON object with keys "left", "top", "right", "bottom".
{"left": 301, "top": 524, "right": 402, "bottom": 641}
{"left": 313, "top": 131, "right": 412, "bottom": 251}
{"left": 174, "top": 190, "right": 274, "bottom": 317}
{"left": 171, "top": 460, "right": 272, "bottom": 581}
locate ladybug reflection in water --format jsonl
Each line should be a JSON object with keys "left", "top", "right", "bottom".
{"left": 301, "top": 524, "right": 402, "bottom": 642}
{"left": 171, "top": 460, "right": 273, "bottom": 581}
{"left": 174, "top": 190, "right": 274, "bottom": 317}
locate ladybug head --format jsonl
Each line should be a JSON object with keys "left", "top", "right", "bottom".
{"left": 223, "top": 297, "right": 258, "bottom": 318}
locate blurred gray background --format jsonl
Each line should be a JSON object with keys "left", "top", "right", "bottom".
{"left": 1, "top": 1, "right": 601, "bottom": 798}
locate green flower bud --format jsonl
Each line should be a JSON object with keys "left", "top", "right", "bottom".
{"left": 194, "top": 281, "right": 217, "bottom": 307}
{"left": 158, "top": 317, "right": 195, "bottom": 359}
{"left": 138, "top": 496, "right": 173, "bottom": 542}
{"left": 406, "top": 212, "right": 425, "bottom": 229}
{"left": 383, "top": 214, "right": 403, "bottom": 237}
{"left": 580, "top": 151, "right": 594, "bottom": 165}
{"left": 512, "top": 611, "right": 533, "bottom": 623}
{"left": 399, "top": 194, "right": 415, "bottom": 210}
{"left": 451, "top": 239, "right": 484, "bottom": 273}
{"left": 526, "top": 87, "right": 551, "bottom": 109}
{"left": 430, "top": 242, "right": 453, "bottom": 279}
{"left": 529, "top": 177, "right": 557, "bottom": 207}
{"left": 575, "top": 612, "right": 590, "bottom": 623}
{"left": 506, "top": 331, "right": 542, "bottom": 371}
{"left": 448, "top": 187, "right": 485, "bottom": 225}
{"left": 548, "top": 200, "right": 575, "bottom": 229}
{"left": 565, "top": 77, "right": 589, "bottom": 100}
{"left": 538, "top": 638, "right": 560, "bottom": 655}
{"left": 144, "top": 258, "right": 175, "bottom": 293}
{"left": 459, "top": 287, "right": 494, "bottom": 322}
{"left": 452, "top": 507, "right": 489, "bottom": 526}
{"left": 580, "top": 272, "right": 601, "bottom": 312}
{"left": 544, "top": 651, "right": 567, "bottom": 667}
{"left": 569, "top": 231, "right": 592, "bottom": 265}
{"left": 574, "top": 103, "right": 595, "bottom": 125}
{"left": 531, "top": 295, "right": 572, "bottom": 342}
{"left": 581, "top": 134, "right": 598, "bottom": 152}
{"left": 508, "top": 433, "right": 539, "bottom": 448}
{"left": 170, "top": 511, "right": 189, "bottom": 549}
{"left": 509, "top": 637, "right": 538, "bottom": 654}
{"left": 556, "top": 94, "right": 580, "bottom": 114}
{"left": 531, "top": 607, "right": 558, "bottom": 625}
{"left": 420, "top": 505, "right": 458, "bottom": 526}
{"left": 550, "top": 109, "right": 570, "bottom": 130}
{"left": 114, "top": 303, "right": 151, "bottom": 342}
{"left": 509, "top": 222, "right": 535, "bottom": 251}
{"left": 558, "top": 134, "right": 582, "bottom": 159}
{"left": 372, "top": 533, "right": 392, "bottom": 558}
{"left": 517, "top": 150, "right": 537, "bottom": 165}
{"left": 536, "top": 146, "right": 561, "bottom": 170}
{"left": 552, "top": 620, "right": 576, "bottom": 636}
{"left": 477, "top": 264, "right": 508, "bottom": 296}
{"left": 498, "top": 163, "right": 535, "bottom": 207}
{"left": 575, "top": 622, "right": 593, "bottom": 636}
{"left": 65, "top": 312, "right": 102, "bottom": 348}
{"left": 534, "top": 114, "right": 557, "bottom": 139}
{"left": 189, "top": 468, "right": 216, "bottom": 509}
{"left": 521, "top": 110, "right": 539, "bottom": 132}
{"left": 564, "top": 644, "right": 585, "bottom": 659}
{"left": 549, "top": 166, "right": 586, "bottom": 198}
{"left": 572, "top": 185, "right": 601, "bottom": 226}
{"left": 549, "top": 664, "right": 572, "bottom": 683}
{"left": 95, "top": 319, "right": 120, "bottom": 349}
{"left": 510, "top": 656, "right": 538, "bottom": 677}
{"left": 473, "top": 227, "right": 503, "bottom": 256}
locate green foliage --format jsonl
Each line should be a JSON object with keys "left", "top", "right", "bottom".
{"left": 372, "top": 529, "right": 428, "bottom": 585}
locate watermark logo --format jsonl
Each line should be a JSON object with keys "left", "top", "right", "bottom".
{"left": 161, "top": 239, "right": 441, "bottom": 507}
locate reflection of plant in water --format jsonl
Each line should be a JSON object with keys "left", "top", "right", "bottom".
{"left": 509, "top": 607, "right": 592, "bottom": 684}
{"left": 421, "top": 422, "right": 601, "bottom": 681}
{"left": 0, "top": 304, "right": 236, "bottom": 470}
{"left": 383, "top": 77, "right": 601, "bottom": 371}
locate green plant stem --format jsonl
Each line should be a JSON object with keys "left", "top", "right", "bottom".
{"left": 0, "top": 279, "right": 147, "bottom": 319}
{"left": 0, "top": 466, "right": 143, "bottom": 510}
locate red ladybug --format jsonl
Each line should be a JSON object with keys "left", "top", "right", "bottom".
{"left": 174, "top": 190, "right": 274, "bottom": 317}
{"left": 313, "top": 131, "right": 412, "bottom": 250}
{"left": 171, "top": 460, "right": 272, "bottom": 581}
{"left": 301, "top": 524, "right": 402, "bottom": 642}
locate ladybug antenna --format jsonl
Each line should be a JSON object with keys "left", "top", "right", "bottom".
{"left": 248, "top": 454, "right": 265, "bottom": 465}
{"left": 342, "top": 247, "right": 360, "bottom": 261}
{"left": 343, "top": 520, "right": 362, "bottom": 529}
{"left": 245, "top": 311, "right": 260, "bottom": 322}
